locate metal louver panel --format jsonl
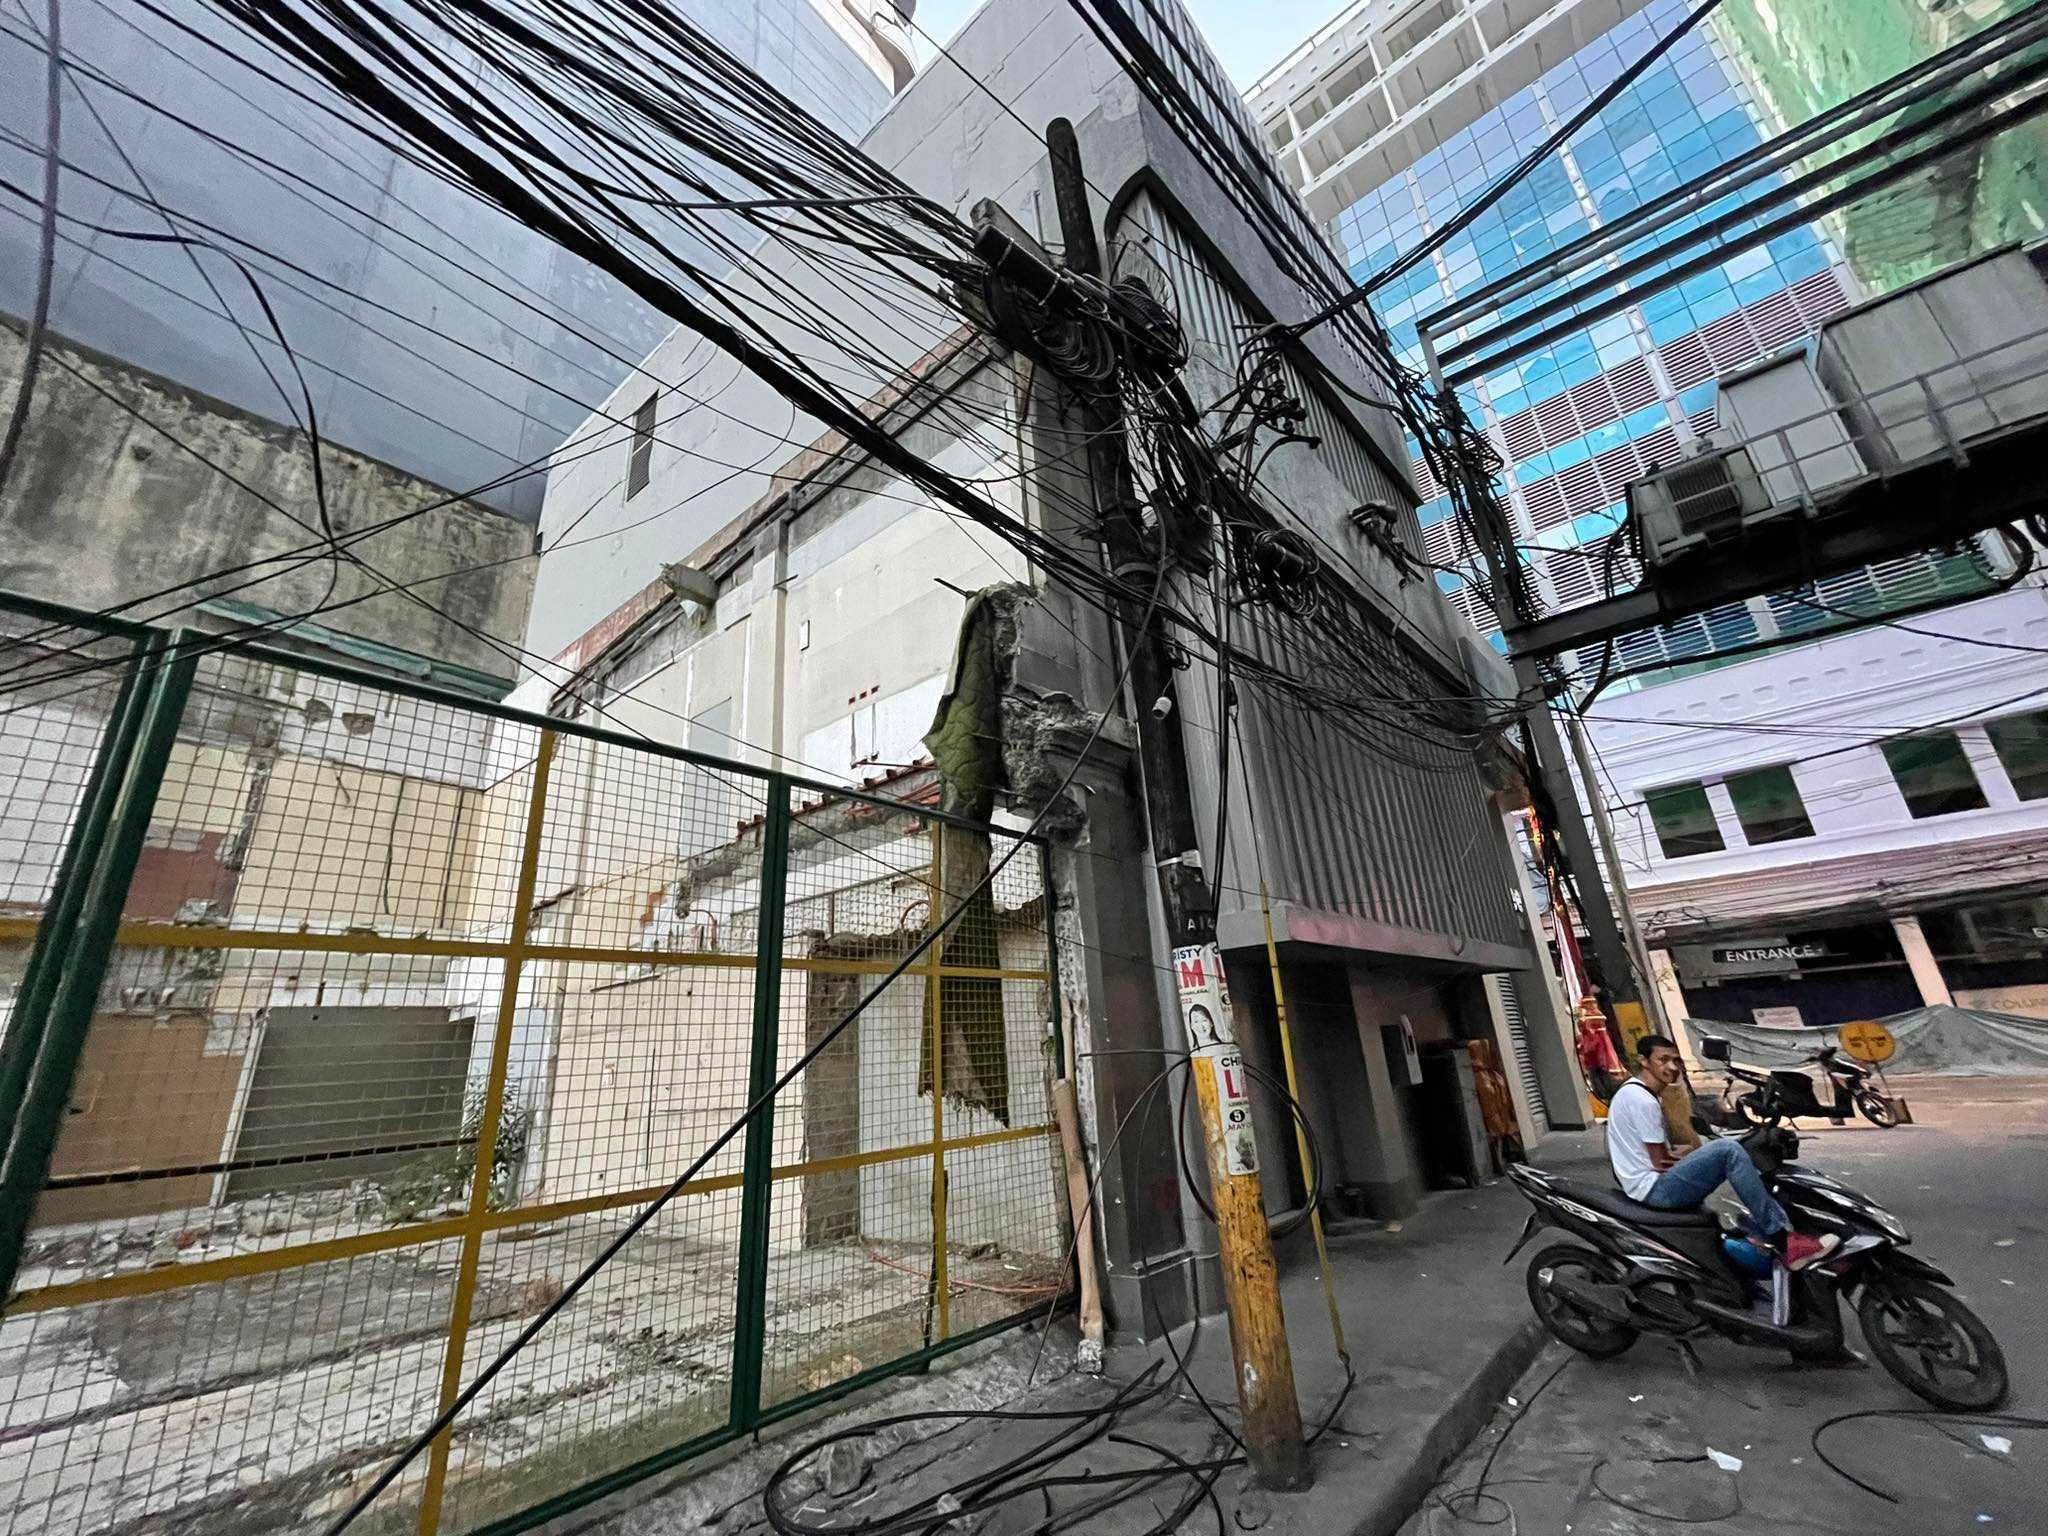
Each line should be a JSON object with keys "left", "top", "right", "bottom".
{"left": 1489, "top": 973, "right": 1548, "bottom": 1134}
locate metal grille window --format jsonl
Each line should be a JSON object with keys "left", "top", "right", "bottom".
{"left": 1644, "top": 781, "right": 1724, "bottom": 858}
{"left": 1724, "top": 764, "right": 1814, "bottom": 845}
{"left": 626, "top": 393, "right": 657, "bottom": 498}
{"left": 1881, "top": 732, "right": 1989, "bottom": 819}
{"left": 1986, "top": 710, "right": 2048, "bottom": 801}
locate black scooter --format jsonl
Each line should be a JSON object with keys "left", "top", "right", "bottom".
{"left": 1504, "top": 1110, "right": 2007, "bottom": 1410}
{"left": 1719, "top": 1037, "right": 1897, "bottom": 1129}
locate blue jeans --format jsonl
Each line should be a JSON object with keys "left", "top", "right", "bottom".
{"left": 1642, "top": 1138, "right": 1789, "bottom": 1239}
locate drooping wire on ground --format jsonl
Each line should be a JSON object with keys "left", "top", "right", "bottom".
{"left": 1423, "top": 1356, "right": 1572, "bottom": 1535}
{"left": 760, "top": 1046, "right": 1354, "bottom": 1536}
{"left": 1810, "top": 1409, "right": 2048, "bottom": 1505}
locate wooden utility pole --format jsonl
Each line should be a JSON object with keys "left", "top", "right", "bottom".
{"left": 1038, "top": 116, "right": 1309, "bottom": 1491}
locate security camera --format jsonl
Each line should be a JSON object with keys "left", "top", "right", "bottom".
{"left": 1150, "top": 693, "right": 1173, "bottom": 720}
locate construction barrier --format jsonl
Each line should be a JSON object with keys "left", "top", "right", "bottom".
{"left": 0, "top": 594, "right": 1068, "bottom": 1535}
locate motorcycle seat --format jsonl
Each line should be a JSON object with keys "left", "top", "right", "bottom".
{"left": 1550, "top": 1178, "right": 1721, "bottom": 1229}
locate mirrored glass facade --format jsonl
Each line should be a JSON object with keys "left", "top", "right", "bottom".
{"left": 1310, "top": 0, "right": 1988, "bottom": 684}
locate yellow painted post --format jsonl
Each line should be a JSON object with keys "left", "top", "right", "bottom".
{"left": 416, "top": 730, "right": 556, "bottom": 1536}
{"left": 1259, "top": 883, "right": 1347, "bottom": 1362}
{"left": 926, "top": 819, "right": 950, "bottom": 1342}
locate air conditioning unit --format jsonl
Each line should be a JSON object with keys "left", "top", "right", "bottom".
{"left": 1629, "top": 444, "right": 1774, "bottom": 570}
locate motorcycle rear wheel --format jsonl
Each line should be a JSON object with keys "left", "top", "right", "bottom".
{"left": 1526, "top": 1245, "right": 1637, "bottom": 1359}
{"left": 1736, "top": 1091, "right": 1780, "bottom": 1128}
{"left": 1855, "top": 1089, "right": 1898, "bottom": 1128}
{"left": 1857, "top": 1277, "right": 2008, "bottom": 1410}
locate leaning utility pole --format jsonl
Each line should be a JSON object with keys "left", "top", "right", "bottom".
{"left": 1013, "top": 117, "right": 1310, "bottom": 1490}
{"left": 1415, "top": 339, "right": 1655, "bottom": 1058}
{"left": 1560, "top": 709, "right": 1668, "bottom": 1035}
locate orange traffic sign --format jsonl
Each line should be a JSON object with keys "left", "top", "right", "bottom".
{"left": 1838, "top": 1019, "right": 1897, "bottom": 1065}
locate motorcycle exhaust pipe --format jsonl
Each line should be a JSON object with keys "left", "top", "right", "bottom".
{"left": 1541, "top": 1268, "right": 1636, "bottom": 1328}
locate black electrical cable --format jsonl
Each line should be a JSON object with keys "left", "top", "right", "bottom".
{"left": 1426, "top": 1355, "right": 1573, "bottom": 1532}
{"left": 1585, "top": 1454, "right": 1744, "bottom": 1524}
{"left": 312, "top": 538, "right": 1175, "bottom": 1536}
{"left": 1302, "top": 0, "right": 1727, "bottom": 326}
{"left": 1810, "top": 1409, "right": 2048, "bottom": 1505}
{"left": 761, "top": 1044, "right": 1353, "bottom": 1536}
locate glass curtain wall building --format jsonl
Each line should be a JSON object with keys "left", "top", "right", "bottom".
{"left": 1248, "top": 0, "right": 1992, "bottom": 684}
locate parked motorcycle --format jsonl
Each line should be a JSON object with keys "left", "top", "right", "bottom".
{"left": 1504, "top": 1123, "right": 2008, "bottom": 1410}
{"left": 1708, "top": 1034, "right": 1898, "bottom": 1129}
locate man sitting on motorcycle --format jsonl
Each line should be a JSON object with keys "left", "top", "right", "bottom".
{"left": 1608, "top": 1035, "right": 1840, "bottom": 1271}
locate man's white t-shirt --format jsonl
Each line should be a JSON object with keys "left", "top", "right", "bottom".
{"left": 1607, "top": 1079, "right": 1667, "bottom": 1200}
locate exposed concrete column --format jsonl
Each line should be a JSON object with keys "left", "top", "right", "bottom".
{"left": 1648, "top": 948, "right": 1692, "bottom": 1053}
{"left": 1891, "top": 915, "right": 1954, "bottom": 1008}
{"left": 1499, "top": 812, "right": 1592, "bottom": 1130}
{"left": 1343, "top": 965, "right": 1424, "bottom": 1217}
{"left": 740, "top": 533, "right": 790, "bottom": 769}
{"left": 1479, "top": 975, "right": 1545, "bottom": 1149}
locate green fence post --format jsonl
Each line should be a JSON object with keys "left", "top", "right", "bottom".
{"left": 729, "top": 774, "right": 792, "bottom": 1432}
{"left": 0, "top": 632, "right": 198, "bottom": 1301}
{"left": 0, "top": 637, "right": 153, "bottom": 1149}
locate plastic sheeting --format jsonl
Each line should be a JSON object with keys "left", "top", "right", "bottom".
{"left": 1682, "top": 1005, "right": 2048, "bottom": 1076}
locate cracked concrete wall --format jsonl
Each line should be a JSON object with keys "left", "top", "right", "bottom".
{"left": 0, "top": 319, "right": 534, "bottom": 684}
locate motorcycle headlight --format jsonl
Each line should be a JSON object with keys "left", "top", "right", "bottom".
{"left": 1870, "top": 1205, "right": 1909, "bottom": 1242}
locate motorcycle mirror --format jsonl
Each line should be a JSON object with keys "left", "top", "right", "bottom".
{"left": 1699, "top": 1034, "right": 1731, "bottom": 1063}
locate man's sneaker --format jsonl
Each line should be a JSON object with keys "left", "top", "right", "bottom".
{"left": 1783, "top": 1231, "right": 1841, "bottom": 1271}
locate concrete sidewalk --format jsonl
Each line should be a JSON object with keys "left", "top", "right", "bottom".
{"left": 570, "top": 1128, "right": 1606, "bottom": 1536}
{"left": 1146, "top": 1126, "right": 1609, "bottom": 1536}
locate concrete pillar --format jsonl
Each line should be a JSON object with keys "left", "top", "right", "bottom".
{"left": 741, "top": 535, "right": 790, "bottom": 770}
{"left": 1648, "top": 948, "right": 1692, "bottom": 1053}
{"left": 1343, "top": 964, "right": 1424, "bottom": 1217}
{"left": 1891, "top": 914, "right": 1954, "bottom": 1008}
{"left": 1500, "top": 813, "right": 1593, "bottom": 1129}
{"left": 1479, "top": 975, "right": 1544, "bottom": 1149}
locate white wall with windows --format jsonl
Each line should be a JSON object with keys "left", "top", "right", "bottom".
{"left": 1578, "top": 582, "right": 2048, "bottom": 1019}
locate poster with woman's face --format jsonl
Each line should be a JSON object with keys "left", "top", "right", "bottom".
{"left": 1185, "top": 1002, "right": 1222, "bottom": 1050}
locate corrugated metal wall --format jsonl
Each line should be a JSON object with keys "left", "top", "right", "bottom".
{"left": 1110, "top": 189, "right": 1525, "bottom": 957}
{"left": 1114, "top": 190, "right": 1425, "bottom": 553}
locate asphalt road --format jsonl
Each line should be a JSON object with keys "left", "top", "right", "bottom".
{"left": 1403, "top": 1076, "right": 2048, "bottom": 1536}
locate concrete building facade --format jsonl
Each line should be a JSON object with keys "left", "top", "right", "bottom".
{"left": 0, "top": 317, "right": 535, "bottom": 692}
{"left": 517, "top": 0, "right": 1590, "bottom": 1333}
{"left": 1585, "top": 584, "right": 2048, "bottom": 1029}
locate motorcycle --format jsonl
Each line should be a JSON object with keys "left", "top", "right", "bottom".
{"left": 1708, "top": 1034, "right": 1898, "bottom": 1129}
{"left": 1503, "top": 1121, "right": 2008, "bottom": 1410}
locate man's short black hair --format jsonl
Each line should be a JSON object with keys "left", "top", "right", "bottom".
{"left": 1636, "top": 1033, "right": 1679, "bottom": 1060}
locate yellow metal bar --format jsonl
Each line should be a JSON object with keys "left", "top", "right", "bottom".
{"left": 4, "top": 1122, "right": 1056, "bottom": 1319}
{"left": 0, "top": 918, "right": 1045, "bottom": 984}
{"left": 418, "top": 731, "right": 557, "bottom": 1536}
{"left": 927, "top": 822, "right": 950, "bottom": 1343}
{"left": 5, "top": 1214, "right": 476, "bottom": 1314}
{"left": 1261, "top": 881, "right": 1348, "bottom": 1362}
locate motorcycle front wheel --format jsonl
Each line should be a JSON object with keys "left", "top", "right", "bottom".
{"left": 1855, "top": 1089, "right": 1898, "bottom": 1128}
{"left": 1526, "top": 1245, "right": 1637, "bottom": 1359}
{"left": 1857, "top": 1276, "right": 2008, "bottom": 1410}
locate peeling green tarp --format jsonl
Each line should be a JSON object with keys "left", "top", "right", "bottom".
{"left": 917, "top": 588, "right": 1020, "bottom": 1126}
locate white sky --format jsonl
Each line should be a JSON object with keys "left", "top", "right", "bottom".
{"left": 905, "top": 0, "right": 1347, "bottom": 90}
